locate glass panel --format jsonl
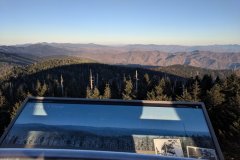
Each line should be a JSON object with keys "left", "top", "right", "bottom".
{"left": 1, "top": 101, "right": 218, "bottom": 159}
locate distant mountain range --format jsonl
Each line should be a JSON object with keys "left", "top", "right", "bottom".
{"left": 11, "top": 123, "right": 210, "bottom": 137}
{"left": 80, "top": 50, "right": 240, "bottom": 70}
{"left": 1, "top": 43, "right": 240, "bottom": 69}
{"left": 0, "top": 43, "right": 72, "bottom": 56}
{"left": 5, "top": 43, "right": 240, "bottom": 53}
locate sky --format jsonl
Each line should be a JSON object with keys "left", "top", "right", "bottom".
{"left": 14, "top": 102, "right": 210, "bottom": 133}
{"left": 0, "top": 0, "right": 240, "bottom": 45}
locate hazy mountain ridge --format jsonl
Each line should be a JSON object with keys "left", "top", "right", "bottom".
{"left": 80, "top": 50, "right": 240, "bottom": 70}
{"left": 125, "top": 44, "right": 240, "bottom": 53}
{"left": 1, "top": 43, "right": 240, "bottom": 69}
{"left": 8, "top": 43, "right": 240, "bottom": 53}
{"left": 0, "top": 43, "right": 73, "bottom": 56}
{"left": 12, "top": 123, "right": 210, "bottom": 137}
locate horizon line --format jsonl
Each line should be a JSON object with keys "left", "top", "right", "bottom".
{"left": 1, "top": 42, "right": 240, "bottom": 47}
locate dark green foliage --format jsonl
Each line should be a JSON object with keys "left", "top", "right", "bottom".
{"left": 147, "top": 78, "right": 171, "bottom": 101}
{"left": 176, "top": 80, "right": 201, "bottom": 102}
{"left": 35, "top": 80, "right": 47, "bottom": 96}
{"left": 0, "top": 110, "right": 10, "bottom": 135}
{"left": 122, "top": 79, "right": 135, "bottom": 100}
{"left": 92, "top": 87, "right": 100, "bottom": 99}
{"left": 206, "top": 84, "right": 225, "bottom": 107}
{"left": 153, "top": 64, "right": 232, "bottom": 79}
{"left": 10, "top": 101, "right": 21, "bottom": 120}
{"left": 136, "top": 73, "right": 150, "bottom": 100}
{"left": 86, "top": 86, "right": 100, "bottom": 99}
{"left": 0, "top": 52, "right": 39, "bottom": 79}
{"left": 103, "top": 83, "right": 111, "bottom": 99}
{"left": 176, "top": 88, "right": 193, "bottom": 101}
{"left": 204, "top": 75, "right": 240, "bottom": 159}
{"left": 200, "top": 75, "right": 213, "bottom": 93}
{"left": 0, "top": 91, "right": 6, "bottom": 108}
{"left": 86, "top": 86, "right": 92, "bottom": 99}
{"left": 191, "top": 80, "right": 201, "bottom": 102}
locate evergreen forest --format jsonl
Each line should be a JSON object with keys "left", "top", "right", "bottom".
{"left": 0, "top": 57, "right": 239, "bottom": 159}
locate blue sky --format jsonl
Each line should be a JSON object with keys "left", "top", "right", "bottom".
{"left": 0, "top": 0, "right": 240, "bottom": 45}
{"left": 15, "top": 102, "right": 210, "bottom": 133}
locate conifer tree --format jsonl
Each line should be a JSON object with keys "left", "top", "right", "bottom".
{"left": 223, "top": 74, "right": 240, "bottom": 106}
{"left": 201, "top": 75, "right": 213, "bottom": 92}
{"left": 36, "top": 80, "right": 47, "bottom": 96}
{"left": 147, "top": 79, "right": 171, "bottom": 101}
{"left": 36, "top": 80, "right": 41, "bottom": 93}
{"left": 143, "top": 73, "right": 150, "bottom": 86}
{"left": 215, "top": 76, "right": 222, "bottom": 84}
{"left": 164, "top": 77, "right": 172, "bottom": 97}
{"left": 138, "top": 73, "right": 151, "bottom": 99}
{"left": 146, "top": 90, "right": 156, "bottom": 100}
{"left": 206, "top": 84, "right": 225, "bottom": 107}
{"left": 191, "top": 80, "right": 201, "bottom": 101}
{"left": 103, "top": 83, "right": 111, "bottom": 99}
{"left": 122, "top": 79, "right": 135, "bottom": 100}
{"left": 92, "top": 87, "right": 100, "bottom": 99}
{"left": 176, "top": 88, "right": 193, "bottom": 101}
{"left": 86, "top": 86, "right": 92, "bottom": 98}
{"left": 86, "top": 86, "right": 100, "bottom": 99}
{"left": 212, "top": 74, "right": 240, "bottom": 148}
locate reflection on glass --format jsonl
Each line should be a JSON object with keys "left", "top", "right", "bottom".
{"left": 1, "top": 101, "right": 218, "bottom": 159}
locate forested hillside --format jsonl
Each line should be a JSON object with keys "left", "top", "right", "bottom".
{"left": 0, "top": 58, "right": 239, "bottom": 159}
{"left": 151, "top": 65, "right": 233, "bottom": 79}
{"left": 0, "top": 51, "right": 39, "bottom": 78}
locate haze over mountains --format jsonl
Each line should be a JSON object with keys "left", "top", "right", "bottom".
{"left": 1, "top": 43, "right": 240, "bottom": 69}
